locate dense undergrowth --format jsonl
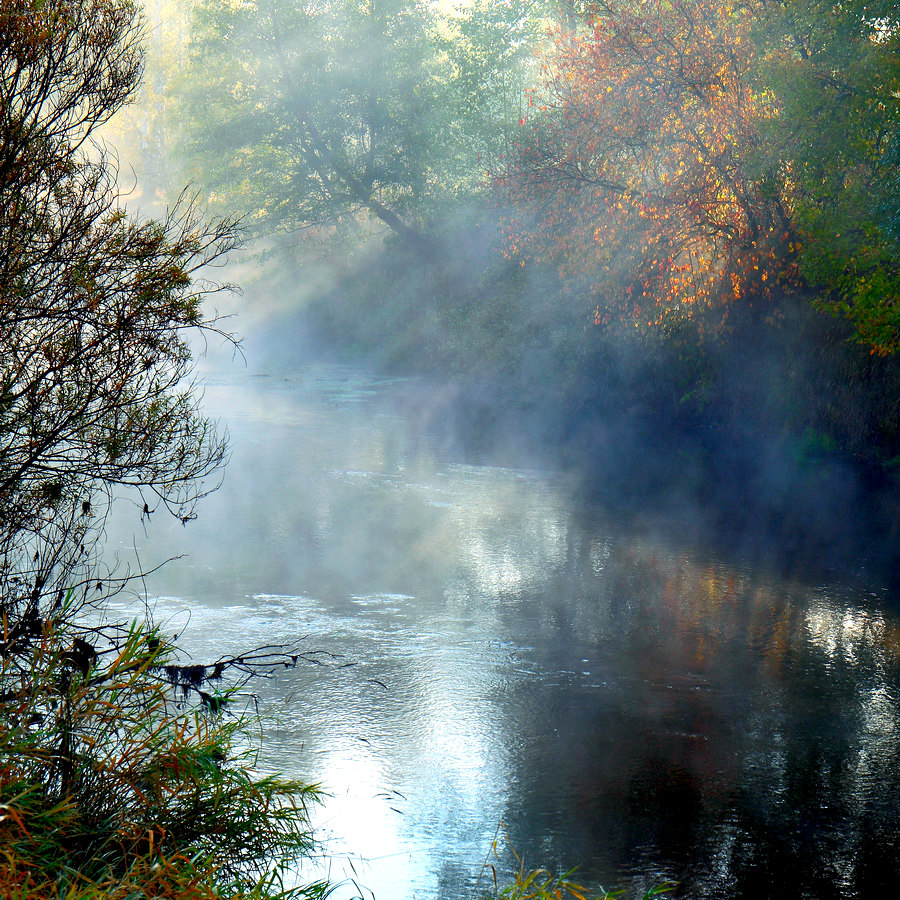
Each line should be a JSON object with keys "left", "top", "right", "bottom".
{"left": 0, "top": 598, "right": 327, "bottom": 900}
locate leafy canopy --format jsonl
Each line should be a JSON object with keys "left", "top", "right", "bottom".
{"left": 754, "top": 0, "right": 900, "bottom": 353}
{"left": 176, "top": 0, "right": 554, "bottom": 258}
{"left": 498, "top": 0, "right": 795, "bottom": 332}
{"left": 498, "top": 0, "right": 899, "bottom": 352}
{"left": 178, "top": 0, "right": 440, "bottom": 252}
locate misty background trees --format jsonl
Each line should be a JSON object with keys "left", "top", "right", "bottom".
{"left": 117, "top": 0, "right": 899, "bottom": 488}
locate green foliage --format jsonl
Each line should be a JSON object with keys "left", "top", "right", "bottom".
{"left": 173, "top": 0, "right": 556, "bottom": 259}
{"left": 177, "top": 0, "right": 440, "bottom": 250}
{"left": 479, "top": 833, "right": 676, "bottom": 900}
{"left": 98, "top": 0, "right": 195, "bottom": 213}
{"left": 752, "top": 0, "right": 900, "bottom": 352}
{"left": 0, "top": 614, "right": 326, "bottom": 899}
{"left": 0, "top": 3, "right": 328, "bottom": 898}
{"left": 427, "top": 0, "right": 547, "bottom": 201}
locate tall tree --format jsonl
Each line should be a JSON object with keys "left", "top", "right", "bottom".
{"left": 175, "top": 0, "right": 562, "bottom": 261}
{"left": 499, "top": 0, "right": 899, "bottom": 353}
{"left": 0, "top": 0, "right": 236, "bottom": 627}
{"left": 428, "top": 0, "right": 547, "bottom": 200}
{"left": 0, "top": 5, "right": 325, "bottom": 895}
{"left": 498, "top": 0, "right": 795, "bottom": 332}
{"left": 179, "top": 0, "right": 439, "bottom": 254}
{"left": 97, "top": 0, "right": 196, "bottom": 213}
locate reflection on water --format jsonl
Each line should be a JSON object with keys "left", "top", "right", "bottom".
{"left": 104, "top": 365, "right": 900, "bottom": 900}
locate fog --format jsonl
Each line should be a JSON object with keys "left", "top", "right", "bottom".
{"left": 95, "top": 1, "right": 900, "bottom": 896}
{"left": 98, "top": 364, "right": 900, "bottom": 899}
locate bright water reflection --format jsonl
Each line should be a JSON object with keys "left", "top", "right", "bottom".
{"left": 104, "top": 365, "right": 900, "bottom": 900}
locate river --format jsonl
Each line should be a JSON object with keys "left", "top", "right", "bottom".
{"left": 104, "top": 362, "right": 900, "bottom": 900}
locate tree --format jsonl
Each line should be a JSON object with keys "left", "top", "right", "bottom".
{"left": 96, "top": 0, "right": 197, "bottom": 214}
{"left": 497, "top": 0, "right": 796, "bottom": 332}
{"left": 178, "top": 0, "right": 439, "bottom": 255}
{"left": 753, "top": 0, "right": 900, "bottom": 354}
{"left": 0, "top": 0, "right": 236, "bottom": 632}
{"left": 498, "top": 0, "right": 899, "bottom": 354}
{"left": 0, "top": 2, "right": 324, "bottom": 895}
{"left": 175, "top": 0, "right": 563, "bottom": 263}
{"left": 428, "top": 0, "right": 547, "bottom": 201}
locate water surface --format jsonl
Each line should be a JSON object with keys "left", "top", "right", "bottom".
{"left": 105, "top": 364, "right": 900, "bottom": 899}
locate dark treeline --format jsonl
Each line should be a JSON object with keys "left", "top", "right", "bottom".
{"left": 133, "top": 0, "right": 900, "bottom": 573}
{"left": 292, "top": 232, "right": 900, "bottom": 583}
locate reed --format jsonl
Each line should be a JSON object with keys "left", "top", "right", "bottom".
{"left": 0, "top": 607, "right": 328, "bottom": 899}
{"left": 477, "top": 829, "right": 676, "bottom": 900}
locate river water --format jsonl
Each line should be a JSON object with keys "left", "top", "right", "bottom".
{"left": 104, "top": 363, "right": 900, "bottom": 900}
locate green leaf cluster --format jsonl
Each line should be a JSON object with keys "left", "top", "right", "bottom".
{"left": 169, "top": 0, "right": 554, "bottom": 258}
{"left": 0, "top": 618, "right": 326, "bottom": 899}
{"left": 754, "top": 0, "right": 900, "bottom": 352}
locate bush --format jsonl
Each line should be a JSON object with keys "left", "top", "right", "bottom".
{"left": 0, "top": 598, "right": 328, "bottom": 899}
{"left": 0, "top": 3, "right": 329, "bottom": 896}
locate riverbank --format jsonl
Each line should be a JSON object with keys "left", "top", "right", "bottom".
{"left": 250, "top": 240, "right": 900, "bottom": 589}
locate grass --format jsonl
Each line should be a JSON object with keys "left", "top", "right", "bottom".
{"left": 0, "top": 611, "right": 328, "bottom": 900}
{"left": 478, "top": 827, "right": 677, "bottom": 900}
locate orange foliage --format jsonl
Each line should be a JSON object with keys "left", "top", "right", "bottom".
{"left": 499, "top": 0, "right": 798, "bottom": 329}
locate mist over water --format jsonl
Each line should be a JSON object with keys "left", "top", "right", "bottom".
{"left": 102, "top": 358, "right": 900, "bottom": 900}
{"left": 8, "top": 0, "right": 894, "bottom": 894}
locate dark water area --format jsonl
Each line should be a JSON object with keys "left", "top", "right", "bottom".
{"left": 105, "top": 362, "right": 900, "bottom": 900}
{"left": 414, "top": 371, "right": 900, "bottom": 596}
